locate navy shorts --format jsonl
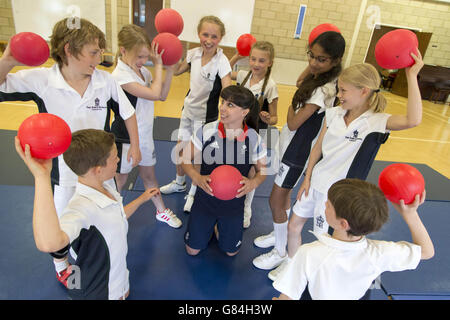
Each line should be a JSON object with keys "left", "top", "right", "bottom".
{"left": 184, "top": 202, "right": 244, "bottom": 254}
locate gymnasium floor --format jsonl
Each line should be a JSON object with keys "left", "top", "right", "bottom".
{"left": 0, "top": 61, "right": 449, "bottom": 300}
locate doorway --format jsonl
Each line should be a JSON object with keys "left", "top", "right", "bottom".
{"left": 132, "top": 0, "right": 163, "bottom": 40}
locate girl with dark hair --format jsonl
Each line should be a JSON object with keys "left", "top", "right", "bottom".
{"left": 252, "top": 31, "right": 346, "bottom": 276}
{"left": 180, "top": 85, "right": 267, "bottom": 256}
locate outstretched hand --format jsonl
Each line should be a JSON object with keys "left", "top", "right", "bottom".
{"left": 14, "top": 136, "right": 52, "bottom": 178}
{"left": 139, "top": 187, "right": 161, "bottom": 202}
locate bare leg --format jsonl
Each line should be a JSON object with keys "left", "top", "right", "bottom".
{"left": 287, "top": 214, "right": 308, "bottom": 258}
{"left": 115, "top": 173, "right": 129, "bottom": 192}
{"left": 269, "top": 184, "right": 292, "bottom": 223}
{"left": 139, "top": 165, "right": 165, "bottom": 212}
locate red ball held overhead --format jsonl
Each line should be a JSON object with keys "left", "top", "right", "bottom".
{"left": 18, "top": 113, "right": 72, "bottom": 159}
{"left": 308, "top": 23, "right": 341, "bottom": 44}
{"left": 209, "top": 165, "right": 243, "bottom": 201}
{"left": 378, "top": 163, "right": 425, "bottom": 205}
{"left": 375, "top": 29, "right": 419, "bottom": 69}
{"left": 236, "top": 33, "right": 257, "bottom": 57}
{"left": 154, "top": 8, "right": 184, "bottom": 36}
{"left": 10, "top": 32, "right": 49, "bottom": 66}
{"left": 152, "top": 32, "right": 183, "bottom": 65}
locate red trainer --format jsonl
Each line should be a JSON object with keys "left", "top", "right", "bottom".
{"left": 56, "top": 266, "right": 72, "bottom": 288}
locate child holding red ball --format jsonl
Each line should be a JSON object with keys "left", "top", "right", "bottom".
{"left": 0, "top": 18, "right": 140, "bottom": 286}
{"left": 271, "top": 50, "right": 425, "bottom": 281}
{"left": 273, "top": 178, "right": 433, "bottom": 300}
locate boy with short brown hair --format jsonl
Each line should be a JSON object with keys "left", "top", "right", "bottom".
{"left": 15, "top": 129, "right": 158, "bottom": 300}
{"left": 273, "top": 178, "right": 434, "bottom": 300}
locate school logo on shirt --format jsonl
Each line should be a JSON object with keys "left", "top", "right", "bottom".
{"left": 86, "top": 98, "right": 106, "bottom": 111}
{"left": 316, "top": 215, "right": 325, "bottom": 230}
{"left": 345, "top": 130, "right": 362, "bottom": 142}
{"left": 278, "top": 164, "right": 285, "bottom": 177}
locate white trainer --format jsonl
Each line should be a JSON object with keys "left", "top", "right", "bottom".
{"left": 156, "top": 208, "right": 182, "bottom": 228}
{"left": 183, "top": 194, "right": 194, "bottom": 213}
{"left": 160, "top": 180, "right": 186, "bottom": 194}
{"left": 253, "top": 231, "right": 275, "bottom": 248}
{"left": 268, "top": 258, "right": 289, "bottom": 281}
{"left": 243, "top": 207, "right": 252, "bottom": 228}
{"left": 252, "top": 248, "right": 287, "bottom": 270}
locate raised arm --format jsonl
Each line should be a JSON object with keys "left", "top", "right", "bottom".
{"left": 391, "top": 190, "right": 434, "bottom": 260}
{"left": 119, "top": 42, "right": 164, "bottom": 101}
{"left": 172, "top": 58, "right": 190, "bottom": 76}
{"left": 159, "top": 65, "right": 175, "bottom": 101}
{"left": 386, "top": 51, "right": 424, "bottom": 131}
{"left": 229, "top": 52, "right": 245, "bottom": 80}
{"left": 0, "top": 42, "right": 22, "bottom": 86}
{"left": 14, "top": 137, "right": 69, "bottom": 253}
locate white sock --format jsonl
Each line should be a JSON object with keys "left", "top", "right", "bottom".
{"left": 273, "top": 221, "right": 288, "bottom": 257}
{"left": 54, "top": 258, "right": 69, "bottom": 274}
{"left": 188, "top": 184, "right": 197, "bottom": 196}
{"left": 244, "top": 189, "right": 255, "bottom": 209}
{"left": 176, "top": 174, "right": 185, "bottom": 185}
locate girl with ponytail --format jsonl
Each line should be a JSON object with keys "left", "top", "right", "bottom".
{"left": 230, "top": 41, "right": 278, "bottom": 227}
{"left": 253, "top": 31, "right": 345, "bottom": 275}
{"left": 275, "top": 51, "right": 425, "bottom": 283}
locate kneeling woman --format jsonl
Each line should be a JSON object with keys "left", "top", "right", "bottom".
{"left": 181, "top": 85, "right": 267, "bottom": 256}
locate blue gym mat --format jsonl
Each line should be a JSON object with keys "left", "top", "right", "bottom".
{"left": 0, "top": 185, "right": 67, "bottom": 299}
{"left": 1, "top": 123, "right": 449, "bottom": 300}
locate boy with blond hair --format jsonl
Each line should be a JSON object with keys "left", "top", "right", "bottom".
{"left": 0, "top": 18, "right": 141, "bottom": 283}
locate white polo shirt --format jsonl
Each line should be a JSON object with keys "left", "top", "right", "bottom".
{"left": 310, "top": 106, "right": 390, "bottom": 194}
{"left": 273, "top": 231, "right": 421, "bottom": 300}
{"left": 60, "top": 181, "right": 129, "bottom": 300}
{"left": 1, "top": 64, "right": 135, "bottom": 186}
{"left": 181, "top": 47, "right": 231, "bottom": 122}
